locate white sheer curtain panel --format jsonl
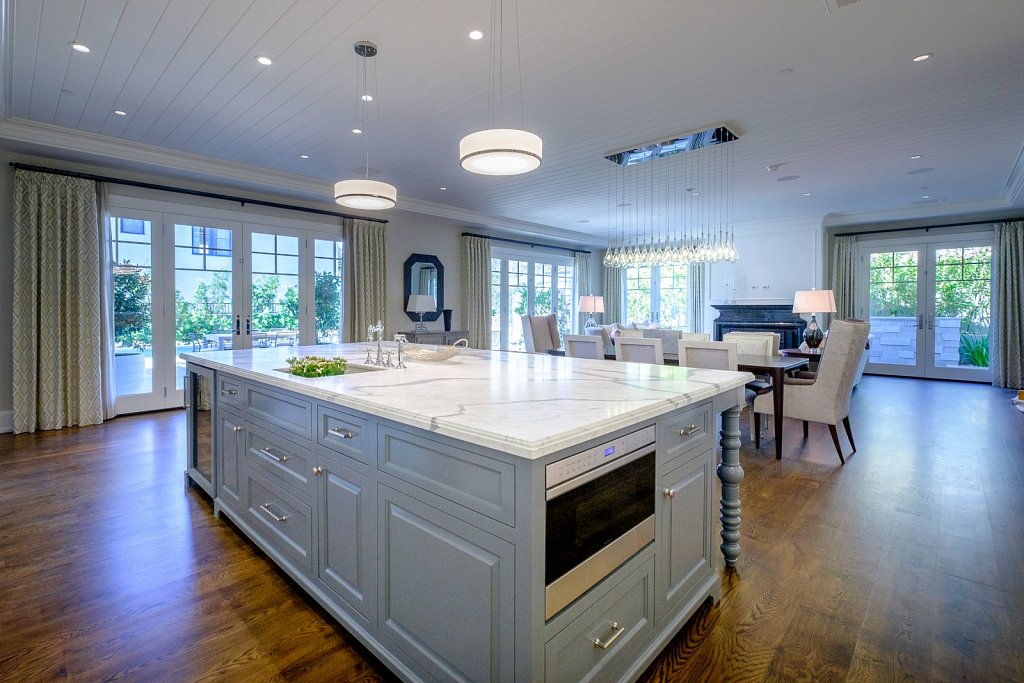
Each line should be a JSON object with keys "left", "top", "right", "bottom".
{"left": 601, "top": 258, "right": 623, "bottom": 325}
{"left": 688, "top": 263, "right": 706, "bottom": 333}
{"left": 574, "top": 251, "right": 590, "bottom": 333}
{"left": 12, "top": 169, "right": 104, "bottom": 433}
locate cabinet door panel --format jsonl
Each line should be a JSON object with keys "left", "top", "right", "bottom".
{"left": 657, "top": 451, "right": 713, "bottom": 619}
{"left": 216, "top": 408, "right": 243, "bottom": 512}
{"left": 318, "top": 460, "right": 374, "bottom": 624}
{"left": 379, "top": 486, "right": 514, "bottom": 683}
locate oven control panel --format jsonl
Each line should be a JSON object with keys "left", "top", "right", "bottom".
{"left": 545, "top": 425, "right": 656, "bottom": 490}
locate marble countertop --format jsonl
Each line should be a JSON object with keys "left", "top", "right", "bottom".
{"left": 182, "top": 343, "right": 752, "bottom": 459}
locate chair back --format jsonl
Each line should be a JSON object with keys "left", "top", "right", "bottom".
{"left": 615, "top": 337, "right": 664, "bottom": 364}
{"left": 564, "top": 334, "right": 604, "bottom": 360}
{"left": 723, "top": 332, "right": 776, "bottom": 358}
{"left": 810, "top": 319, "right": 871, "bottom": 421}
{"left": 679, "top": 332, "right": 711, "bottom": 342}
{"left": 521, "top": 314, "right": 560, "bottom": 353}
{"left": 678, "top": 340, "right": 738, "bottom": 371}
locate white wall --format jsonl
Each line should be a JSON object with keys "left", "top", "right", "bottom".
{"left": 385, "top": 215, "right": 462, "bottom": 336}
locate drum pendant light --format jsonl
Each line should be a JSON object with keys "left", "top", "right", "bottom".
{"left": 459, "top": 0, "right": 542, "bottom": 176}
{"left": 334, "top": 41, "right": 397, "bottom": 210}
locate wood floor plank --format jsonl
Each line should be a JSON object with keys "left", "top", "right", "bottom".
{"left": 1, "top": 376, "right": 1022, "bottom": 681}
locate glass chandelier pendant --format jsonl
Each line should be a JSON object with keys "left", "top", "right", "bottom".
{"left": 334, "top": 41, "right": 397, "bottom": 210}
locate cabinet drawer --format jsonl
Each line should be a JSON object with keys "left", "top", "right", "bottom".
{"left": 245, "top": 422, "right": 314, "bottom": 502}
{"left": 246, "top": 385, "right": 312, "bottom": 441}
{"left": 545, "top": 555, "right": 654, "bottom": 683}
{"left": 245, "top": 470, "right": 313, "bottom": 573}
{"left": 660, "top": 402, "right": 712, "bottom": 462}
{"left": 217, "top": 375, "right": 244, "bottom": 410}
{"left": 316, "top": 405, "right": 370, "bottom": 464}
{"left": 379, "top": 427, "right": 515, "bottom": 526}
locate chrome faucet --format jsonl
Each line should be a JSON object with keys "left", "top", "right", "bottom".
{"left": 393, "top": 334, "right": 408, "bottom": 369}
{"left": 368, "top": 320, "right": 386, "bottom": 366}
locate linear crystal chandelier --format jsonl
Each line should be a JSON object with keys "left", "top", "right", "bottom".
{"left": 603, "top": 126, "right": 739, "bottom": 268}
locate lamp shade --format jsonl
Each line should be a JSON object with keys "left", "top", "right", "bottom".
{"left": 334, "top": 179, "right": 397, "bottom": 210}
{"left": 578, "top": 295, "right": 605, "bottom": 314}
{"left": 459, "top": 129, "right": 542, "bottom": 175}
{"left": 406, "top": 294, "right": 436, "bottom": 313}
{"left": 792, "top": 289, "right": 836, "bottom": 314}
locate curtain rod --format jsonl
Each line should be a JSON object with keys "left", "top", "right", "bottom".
{"left": 9, "top": 162, "right": 388, "bottom": 224}
{"left": 462, "top": 232, "right": 590, "bottom": 255}
{"left": 834, "top": 216, "right": 1020, "bottom": 237}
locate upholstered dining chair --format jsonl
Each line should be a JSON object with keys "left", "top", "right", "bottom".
{"left": 723, "top": 332, "right": 776, "bottom": 434}
{"left": 722, "top": 331, "right": 780, "bottom": 355}
{"left": 677, "top": 340, "right": 743, "bottom": 407}
{"left": 521, "top": 314, "right": 560, "bottom": 353}
{"left": 563, "top": 334, "right": 604, "bottom": 360}
{"left": 752, "top": 319, "right": 870, "bottom": 464}
{"left": 615, "top": 337, "right": 664, "bottom": 365}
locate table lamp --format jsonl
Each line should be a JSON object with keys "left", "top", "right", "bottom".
{"left": 578, "top": 295, "right": 605, "bottom": 328}
{"left": 792, "top": 289, "right": 836, "bottom": 349}
{"left": 407, "top": 295, "right": 436, "bottom": 333}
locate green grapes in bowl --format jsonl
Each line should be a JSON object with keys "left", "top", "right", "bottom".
{"left": 285, "top": 355, "right": 348, "bottom": 378}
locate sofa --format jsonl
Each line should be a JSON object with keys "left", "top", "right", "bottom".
{"left": 585, "top": 324, "right": 709, "bottom": 361}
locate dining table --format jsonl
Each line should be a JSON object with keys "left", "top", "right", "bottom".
{"left": 736, "top": 354, "right": 809, "bottom": 460}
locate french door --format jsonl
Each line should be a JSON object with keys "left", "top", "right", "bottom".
{"left": 857, "top": 235, "right": 992, "bottom": 382}
{"left": 109, "top": 205, "right": 345, "bottom": 415}
{"left": 490, "top": 251, "right": 575, "bottom": 351}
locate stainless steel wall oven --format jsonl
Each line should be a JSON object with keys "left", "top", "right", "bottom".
{"left": 544, "top": 425, "right": 656, "bottom": 619}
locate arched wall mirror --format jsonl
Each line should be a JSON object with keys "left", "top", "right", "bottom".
{"left": 404, "top": 253, "right": 443, "bottom": 322}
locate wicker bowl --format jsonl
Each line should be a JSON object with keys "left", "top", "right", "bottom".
{"left": 403, "top": 338, "right": 468, "bottom": 361}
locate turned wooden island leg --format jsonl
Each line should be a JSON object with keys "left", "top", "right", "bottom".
{"left": 717, "top": 405, "right": 743, "bottom": 567}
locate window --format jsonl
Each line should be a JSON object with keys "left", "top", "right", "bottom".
{"left": 191, "top": 225, "right": 232, "bottom": 257}
{"left": 623, "top": 265, "right": 688, "bottom": 327}
{"left": 490, "top": 250, "right": 575, "bottom": 351}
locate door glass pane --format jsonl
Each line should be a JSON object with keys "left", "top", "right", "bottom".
{"left": 111, "top": 218, "right": 153, "bottom": 397}
{"left": 251, "top": 233, "right": 299, "bottom": 347}
{"left": 868, "top": 250, "right": 918, "bottom": 366}
{"left": 934, "top": 246, "right": 991, "bottom": 369}
{"left": 625, "top": 267, "right": 652, "bottom": 324}
{"left": 507, "top": 260, "right": 528, "bottom": 351}
{"left": 533, "top": 263, "right": 553, "bottom": 315}
{"left": 175, "top": 224, "right": 233, "bottom": 387}
{"left": 314, "top": 239, "right": 344, "bottom": 344}
{"left": 658, "top": 265, "right": 687, "bottom": 327}
{"left": 491, "top": 258, "right": 502, "bottom": 349}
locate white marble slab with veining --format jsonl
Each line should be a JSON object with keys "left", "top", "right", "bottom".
{"left": 182, "top": 343, "right": 752, "bottom": 459}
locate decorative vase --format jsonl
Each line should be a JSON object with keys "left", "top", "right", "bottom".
{"left": 442, "top": 309, "right": 453, "bottom": 331}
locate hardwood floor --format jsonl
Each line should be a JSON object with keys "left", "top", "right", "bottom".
{"left": 1, "top": 376, "right": 1022, "bottom": 681}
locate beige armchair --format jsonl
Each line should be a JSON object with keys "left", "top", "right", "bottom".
{"left": 521, "top": 314, "right": 560, "bottom": 353}
{"left": 752, "top": 319, "right": 870, "bottom": 464}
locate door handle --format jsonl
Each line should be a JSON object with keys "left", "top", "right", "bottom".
{"left": 927, "top": 313, "right": 934, "bottom": 330}
{"left": 917, "top": 314, "right": 924, "bottom": 330}
{"left": 235, "top": 314, "right": 241, "bottom": 335}
{"left": 246, "top": 316, "right": 251, "bottom": 336}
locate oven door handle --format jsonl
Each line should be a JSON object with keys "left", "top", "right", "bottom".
{"left": 545, "top": 446, "right": 654, "bottom": 501}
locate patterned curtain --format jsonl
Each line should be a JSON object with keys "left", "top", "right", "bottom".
{"left": 97, "top": 183, "right": 117, "bottom": 419}
{"left": 460, "top": 235, "right": 491, "bottom": 349}
{"left": 12, "top": 170, "right": 104, "bottom": 433}
{"left": 991, "top": 221, "right": 1023, "bottom": 388}
{"left": 601, "top": 257, "right": 623, "bottom": 324}
{"left": 688, "top": 263, "right": 706, "bottom": 333}
{"left": 831, "top": 235, "right": 858, "bottom": 319}
{"left": 349, "top": 218, "right": 387, "bottom": 341}
{"left": 574, "top": 251, "right": 590, "bottom": 332}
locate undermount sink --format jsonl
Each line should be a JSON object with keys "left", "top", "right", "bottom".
{"left": 273, "top": 363, "right": 384, "bottom": 376}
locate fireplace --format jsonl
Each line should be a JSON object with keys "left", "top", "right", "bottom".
{"left": 712, "top": 304, "right": 807, "bottom": 349}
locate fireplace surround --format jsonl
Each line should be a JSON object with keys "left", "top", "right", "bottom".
{"left": 712, "top": 304, "right": 807, "bottom": 349}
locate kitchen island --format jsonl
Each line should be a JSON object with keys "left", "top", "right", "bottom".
{"left": 183, "top": 343, "right": 751, "bottom": 682}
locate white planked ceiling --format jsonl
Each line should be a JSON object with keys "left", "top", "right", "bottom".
{"left": 3, "top": 0, "right": 1024, "bottom": 243}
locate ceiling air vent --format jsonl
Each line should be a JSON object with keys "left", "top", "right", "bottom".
{"left": 822, "top": 0, "right": 863, "bottom": 13}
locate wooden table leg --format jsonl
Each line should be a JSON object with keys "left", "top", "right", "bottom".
{"left": 772, "top": 367, "right": 785, "bottom": 460}
{"left": 718, "top": 405, "right": 743, "bottom": 567}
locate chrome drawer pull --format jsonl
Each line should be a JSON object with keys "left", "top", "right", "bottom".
{"left": 663, "top": 488, "right": 676, "bottom": 499}
{"left": 221, "top": 388, "right": 237, "bottom": 396}
{"left": 232, "top": 426, "right": 242, "bottom": 433}
{"left": 327, "top": 427, "right": 355, "bottom": 439}
{"left": 259, "top": 447, "right": 289, "bottom": 463}
{"left": 679, "top": 424, "right": 702, "bottom": 437}
{"left": 259, "top": 502, "right": 288, "bottom": 523}
{"left": 593, "top": 622, "right": 625, "bottom": 650}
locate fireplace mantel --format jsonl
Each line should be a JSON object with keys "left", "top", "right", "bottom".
{"left": 711, "top": 304, "right": 807, "bottom": 349}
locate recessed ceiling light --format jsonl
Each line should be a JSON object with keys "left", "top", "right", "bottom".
{"left": 113, "top": 109, "right": 127, "bottom": 116}
{"left": 352, "top": 128, "right": 362, "bottom": 134}
{"left": 468, "top": 30, "right": 484, "bottom": 40}
{"left": 921, "top": 194, "right": 931, "bottom": 199}
{"left": 691, "top": 191, "right": 700, "bottom": 196}
{"left": 256, "top": 56, "right": 273, "bottom": 66}
{"left": 910, "top": 154, "right": 922, "bottom": 159}
{"left": 440, "top": 186, "right": 447, "bottom": 191}
{"left": 913, "top": 53, "right": 932, "bottom": 62}
{"left": 803, "top": 193, "right": 812, "bottom": 196}
{"left": 299, "top": 154, "right": 309, "bottom": 159}
{"left": 71, "top": 42, "right": 90, "bottom": 53}
{"left": 361, "top": 94, "right": 373, "bottom": 102}
{"left": 578, "top": 219, "right": 590, "bottom": 224}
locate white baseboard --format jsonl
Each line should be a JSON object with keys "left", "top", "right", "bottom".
{"left": 0, "top": 410, "right": 12, "bottom": 433}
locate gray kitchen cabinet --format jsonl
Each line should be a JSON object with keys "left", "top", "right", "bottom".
{"left": 215, "top": 406, "right": 243, "bottom": 516}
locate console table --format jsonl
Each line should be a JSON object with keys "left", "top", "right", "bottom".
{"left": 402, "top": 330, "right": 469, "bottom": 345}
